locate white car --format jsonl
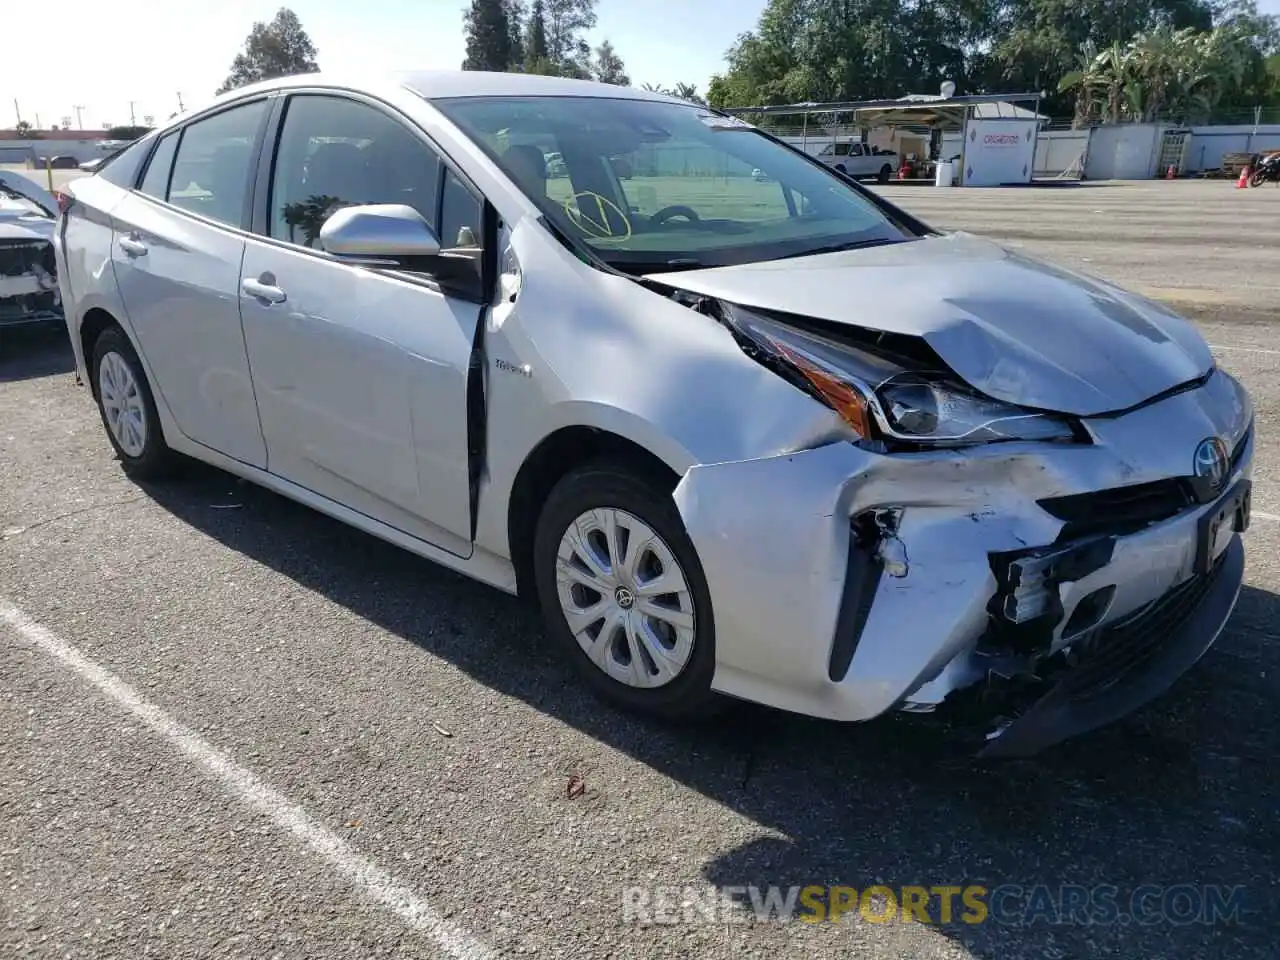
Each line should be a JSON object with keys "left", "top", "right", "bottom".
{"left": 1, "top": 170, "right": 63, "bottom": 329}
{"left": 55, "top": 72, "right": 1253, "bottom": 758}
{"left": 816, "top": 141, "right": 898, "bottom": 182}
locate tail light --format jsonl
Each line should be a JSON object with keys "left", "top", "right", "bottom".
{"left": 54, "top": 190, "right": 73, "bottom": 215}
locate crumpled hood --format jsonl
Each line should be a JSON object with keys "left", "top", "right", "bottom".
{"left": 648, "top": 233, "right": 1213, "bottom": 417}
{"left": 0, "top": 218, "right": 54, "bottom": 243}
{"left": 0, "top": 170, "right": 58, "bottom": 220}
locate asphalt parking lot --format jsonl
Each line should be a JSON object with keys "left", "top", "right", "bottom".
{"left": 3, "top": 178, "right": 1279, "bottom": 959}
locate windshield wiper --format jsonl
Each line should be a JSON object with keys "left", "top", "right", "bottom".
{"left": 779, "top": 237, "right": 908, "bottom": 260}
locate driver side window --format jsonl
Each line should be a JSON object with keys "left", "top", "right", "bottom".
{"left": 268, "top": 94, "right": 442, "bottom": 249}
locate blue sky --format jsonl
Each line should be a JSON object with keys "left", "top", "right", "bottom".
{"left": 4, "top": 0, "right": 1276, "bottom": 131}
{"left": 4, "top": 0, "right": 768, "bottom": 130}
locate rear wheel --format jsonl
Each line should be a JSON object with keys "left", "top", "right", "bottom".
{"left": 1250, "top": 169, "right": 1267, "bottom": 187}
{"left": 532, "top": 460, "right": 719, "bottom": 720}
{"left": 878, "top": 163, "right": 893, "bottom": 183}
{"left": 91, "top": 325, "right": 176, "bottom": 480}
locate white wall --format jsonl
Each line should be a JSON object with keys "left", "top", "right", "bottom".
{"left": 1183, "top": 125, "right": 1280, "bottom": 172}
{"left": 1084, "top": 124, "right": 1168, "bottom": 180}
{"left": 0, "top": 139, "right": 102, "bottom": 164}
{"left": 1033, "top": 130, "right": 1089, "bottom": 176}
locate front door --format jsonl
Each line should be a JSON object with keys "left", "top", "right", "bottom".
{"left": 109, "top": 99, "right": 270, "bottom": 467}
{"left": 239, "top": 93, "right": 486, "bottom": 556}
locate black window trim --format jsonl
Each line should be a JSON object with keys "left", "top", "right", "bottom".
{"left": 249, "top": 87, "right": 492, "bottom": 303}
{"left": 124, "top": 93, "right": 278, "bottom": 235}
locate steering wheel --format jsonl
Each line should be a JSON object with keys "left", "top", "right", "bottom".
{"left": 650, "top": 205, "right": 701, "bottom": 227}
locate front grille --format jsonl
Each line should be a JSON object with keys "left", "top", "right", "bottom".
{"left": 1039, "top": 479, "right": 1193, "bottom": 539}
{"left": 1061, "top": 554, "right": 1224, "bottom": 702}
{"left": 0, "top": 240, "right": 60, "bottom": 323}
{"left": 0, "top": 240, "right": 54, "bottom": 278}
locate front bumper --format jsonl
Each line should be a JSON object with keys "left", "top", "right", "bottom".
{"left": 1, "top": 239, "right": 63, "bottom": 327}
{"left": 673, "top": 368, "right": 1253, "bottom": 756}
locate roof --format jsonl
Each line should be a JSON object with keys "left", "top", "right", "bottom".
{"left": 156, "top": 70, "right": 696, "bottom": 140}
{"left": 191, "top": 70, "right": 681, "bottom": 111}
{"left": 397, "top": 70, "right": 678, "bottom": 103}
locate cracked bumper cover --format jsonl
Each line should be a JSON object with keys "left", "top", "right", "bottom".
{"left": 672, "top": 369, "right": 1253, "bottom": 755}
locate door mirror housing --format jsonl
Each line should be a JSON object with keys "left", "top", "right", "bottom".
{"left": 318, "top": 202, "right": 485, "bottom": 301}
{"left": 319, "top": 204, "right": 442, "bottom": 260}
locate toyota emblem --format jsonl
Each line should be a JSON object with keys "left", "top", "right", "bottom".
{"left": 1193, "top": 437, "right": 1230, "bottom": 491}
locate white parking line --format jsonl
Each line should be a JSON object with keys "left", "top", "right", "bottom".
{"left": 1253, "top": 511, "right": 1280, "bottom": 522}
{"left": 0, "top": 601, "right": 495, "bottom": 960}
{"left": 1208, "top": 343, "right": 1280, "bottom": 356}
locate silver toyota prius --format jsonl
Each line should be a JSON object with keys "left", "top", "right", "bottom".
{"left": 54, "top": 71, "right": 1254, "bottom": 758}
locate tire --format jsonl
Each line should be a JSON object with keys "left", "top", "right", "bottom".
{"left": 90, "top": 325, "right": 177, "bottom": 481}
{"left": 532, "top": 459, "right": 720, "bottom": 721}
{"left": 878, "top": 164, "right": 892, "bottom": 183}
{"left": 1250, "top": 170, "right": 1267, "bottom": 188}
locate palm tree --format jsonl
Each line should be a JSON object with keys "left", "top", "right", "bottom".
{"left": 670, "top": 82, "right": 706, "bottom": 104}
{"left": 1057, "top": 42, "right": 1105, "bottom": 128}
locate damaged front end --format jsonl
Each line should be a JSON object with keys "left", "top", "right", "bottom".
{"left": 664, "top": 292, "right": 1253, "bottom": 759}
{"left": 0, "top": 241, "right": 62, "bottom": 326}
{"left": 0, "top": 171, "right": 64, "bottom": 327}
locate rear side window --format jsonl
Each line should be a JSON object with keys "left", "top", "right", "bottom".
{"left": 138, "top": 133, "right": 179, "bottom": 200}
{"left": 167, "top": 100, "right": 268, "bottom": 228}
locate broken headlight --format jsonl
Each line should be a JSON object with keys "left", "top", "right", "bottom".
{"left": 724, "top": 306, "right": 1078, "bottom": 448}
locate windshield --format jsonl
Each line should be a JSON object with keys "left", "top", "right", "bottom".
{"left": 433, "top": 95, "right": 913, "bottom": 271}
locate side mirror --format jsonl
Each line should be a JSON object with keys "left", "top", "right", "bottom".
{"left": 319, "top": 203, "right": 442, "bottom": 260}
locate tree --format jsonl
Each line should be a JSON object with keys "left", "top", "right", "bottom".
{"left": 705, "top": 0, "right": 1277, "bottom": 120}
{"left": 670, "top": 82, "right": 706, "bottom": 104}
{"left": 462, "top": 0, "right": 513, "bottom": 71}
{"left": 592, "top": 40, "right": 630, "bottom": 85}
{"left": 543, "top": 0, "right": 596, "bottom": 76}
{"left": 106, "top": 125, "right": 153, "bottom": 140}
{"left": 13, "top": 120, "right": 39, "bottom": 139}
{"left": 217, "top": 7, "right": 319, "bottom": 95}
{"left": 505, "top": 0, "right": 527, "bottom": 68}
{"left": 524, "top": 0, "right": 552, "bottom": 71}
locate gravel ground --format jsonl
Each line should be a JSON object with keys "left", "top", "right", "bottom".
{"left": 2, "top": 178, "right": 1279, "bottom": 959}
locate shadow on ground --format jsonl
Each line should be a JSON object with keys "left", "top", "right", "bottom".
{"left": 139, "top": 463, "right": 1279, "bottom": 960}
{"left": 0, "top": 324, "right": 74, "bottom": 383}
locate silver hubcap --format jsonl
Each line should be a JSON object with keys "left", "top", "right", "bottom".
{"left": 555, "top": 507, "right": 696, "bottom": 689}
{"left": 98, "top": 351, "right": 147, "bottom": 458}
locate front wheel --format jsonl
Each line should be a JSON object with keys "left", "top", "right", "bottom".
{"left": 91, "top": 325, "right": 177, "bottom": 480}
{"left": 1250, "top": 170, "right": 1268, "bottom": 187}
{"left": 532, "top": 460, "right": 719, "bottom": 720}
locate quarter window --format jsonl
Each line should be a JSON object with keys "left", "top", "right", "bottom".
{"left": 440, "top": 168, "right": 483, "bottom": 250}
{"left": 268, "top": 95, "right": 443, "bottom": 249}
{"left": 167, "top": 100, "right": 267, "bottom": 227}
{"left": 138, "top": 133, "right": 178, "bottom": 200}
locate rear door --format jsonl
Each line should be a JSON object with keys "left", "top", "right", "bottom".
{"left": 238, "top": 91, "right": 488, "bottom": 555}
{"left": 108, "top": 97, "right": 272, "bottom": 467}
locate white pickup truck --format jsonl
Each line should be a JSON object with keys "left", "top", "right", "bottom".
{"left": 813, "top": 141, "right": 898, "bottom": 182}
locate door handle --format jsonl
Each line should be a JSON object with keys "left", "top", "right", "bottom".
{"left": 241, "top": 276, "right": 287, "bottom": 304}
{"left": 118, "top": 234, "right": 148, "bottom": 257}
